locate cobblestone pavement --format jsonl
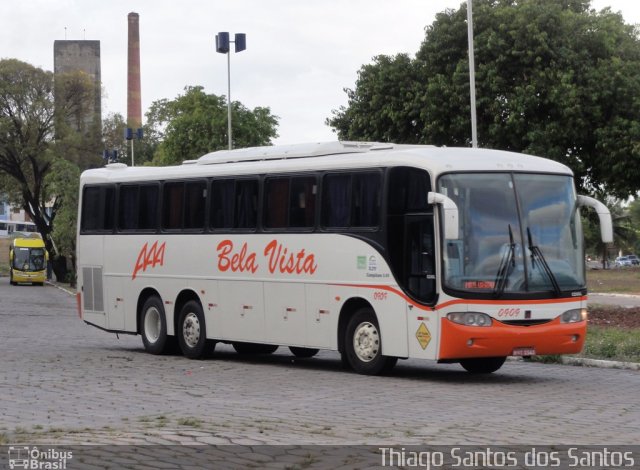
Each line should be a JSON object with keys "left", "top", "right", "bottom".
{"left": 1, "top": 282, "right": 639, "bottom": 467}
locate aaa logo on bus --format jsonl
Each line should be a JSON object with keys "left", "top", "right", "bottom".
{"left": 132, "top": 241, "right": 166, "bottom": 280}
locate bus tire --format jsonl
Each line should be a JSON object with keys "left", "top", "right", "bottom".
{"left": 233, "top": 342, "right": 278, "bottom": 355}
{"left": 141, "top": 296, "right": 170, "bottom": 355}
{"left": 459, "top": 356, "right": 506, "bottom": 374}
{"left": 342, "top": 307, "right": 397, "bottom": 375}
{"left": 178, "top": 300, "right": 216, "bottom": 359}
{"left": 289, "top": 346, "right": 319, "bottom": 358}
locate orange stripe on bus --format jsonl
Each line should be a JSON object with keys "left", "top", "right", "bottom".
{"left": 330, "top": 283, "right": 587, "bottom": 311}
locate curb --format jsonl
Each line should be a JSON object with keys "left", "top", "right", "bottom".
{"left": 46, "top": 280, "right": 75, "bottom": 296}
{"left": 590, "top": 292, "right": 640, "bottom": 299}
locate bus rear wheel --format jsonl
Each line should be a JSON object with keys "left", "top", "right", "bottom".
{"left": 178, "top": 300, "right": 215, "bottom": 359}
{"left": 459, "top": 356, "right": 506, "bottom": 374}
{"left": 342, "top": 307, "right": 397, "bottom": 375}
{"left": 289, "top": 346, "right": 319, "bottom": 358}
{"left": 141, "top": 296, "right": 171, "bottom": 355}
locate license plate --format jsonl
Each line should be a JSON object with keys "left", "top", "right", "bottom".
{"left": 512, "top": 347, "right": 536, "bottom": 356}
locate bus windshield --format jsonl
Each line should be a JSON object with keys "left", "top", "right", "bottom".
{"left": 13, "top": 247, "right": 46, "bottom": 272}
{"left": 438, "top": 173, "right": 585, "bottom": 296}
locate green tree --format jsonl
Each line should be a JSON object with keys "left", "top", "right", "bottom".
{"left": 101, "top": 112, "right": 128, "bottom": 163}
{"left": 46, "top": 158, "right": 80, "bottom": 284}
{"left": 147, "top": 86, "right": 279, "bottom": 165}
{"left": 328, "top": 0, "right": 640, "bottom": 199}
{"left": 583, "top": 198, "right": 635, "bottom": 267}
{"left": 0, "top": 59, "right": 97, "bottom": 256}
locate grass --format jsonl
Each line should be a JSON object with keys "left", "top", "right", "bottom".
{"left": 580, "top": 326, "right": 640, "bottom": 362}
{"left": 533, "top": 326, "right": 640, "bottom": 364}
{"left": 586, "top": 266, "right": 640, "bottom": 294}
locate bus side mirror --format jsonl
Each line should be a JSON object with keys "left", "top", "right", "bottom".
{"left": 428, "top": 192, "right": 459, "bottom": 240}
{"left": 577, "top": 195, "right": 613, "bottom": 244}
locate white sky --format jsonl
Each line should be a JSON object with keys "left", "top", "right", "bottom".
{"left": 1, "top": 0, "right": 638, "bottom": 145}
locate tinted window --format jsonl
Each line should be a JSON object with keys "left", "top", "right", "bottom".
{"left": 388, "top": 167, "right": 431, "bottom": 214}
{"left": 138, "top": 185, "right": 159, "bottom": 230}
{"left": 163, "top": 182, "right": 184, "bottom": 230}
{"left": 81, "top": 185, "right": 115, "bottom": 232}
{"left": 210, "top": 180, "right": 235, "bottom": 229}
{"left": 264, "top": 176, "right": 317, "bottom": 229}
{"left": 210, "top": 179, "right": 258, "bottom": 230}
{"left": 236, "top": 180, "right": 258, "bottom": 229}
{"left": 118, "top": 184, "right": 158, "bottom": 231}
{"left": 289, "top": 176, "right": 316, "bottom": 228}
{"left": 265, "top": 178, "right": 289, "bottom": 228}
{"left": 184, "top": 181, "right": 206, "bottom": 230}
{"left": 81, "top": 186, "right": 102, "bottom": 231}
{"left": 322, "top": 172, "right": 380, "bottom": 229}
{"left": 352, "top": 173, "right": 380, "bottom": 227}
{"left": 322, "top": 174, "right": 350, "bottom": 228}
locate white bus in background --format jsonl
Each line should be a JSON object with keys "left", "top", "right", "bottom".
{"left": 76, "top": 142, "right": 612, "bottom": 374}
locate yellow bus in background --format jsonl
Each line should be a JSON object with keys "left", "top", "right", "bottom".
{"left": 9, "top": 237, "right": 48, "bottom": 286}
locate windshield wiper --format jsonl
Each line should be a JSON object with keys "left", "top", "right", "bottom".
{"left": 527, "top": 227, "right": 561, "bottom": 296}
{"left": 493, "top": 224, "right": 516, "bottom": 298}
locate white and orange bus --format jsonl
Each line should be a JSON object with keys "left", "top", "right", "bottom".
{"left": 76, "top": 142, "right": 612, "bottom": 374}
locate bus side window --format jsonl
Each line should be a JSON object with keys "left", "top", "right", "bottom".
{"left": 81, "top": 186, "right": 115, "bottom": 233}
{"left": 184, "top": 181, "right": 206, "bottom": 230}
{"left": 119, "top": 186, "right": 138, "bottom": 230}
{"left": 265, "top": 177, "right": 289, "bottom": 229}
{"left": 322, "top": 174, "right": 350, "bottom": 228}
{"left": 119, "top": 184, "right": 158, "bottom": 231}
{"left": 210, "top": 180, "right": 235, "bottom": 230}
{"left": 81, "top": 187, "right": 102, "bottom": 231}
{"left": 138, "top": 185, "right": 159, "bottom": 230}
{"left": 289, "top": 176, "right": 316, "bottom": 229}
{"left": 352, "top": 172, "right": 380, "bottom": 227}
{"left": 163, "top": 182, "right": 184, "bottom": 230}
{"left": 235, "top": 179, "right": 258, "bottom": 230}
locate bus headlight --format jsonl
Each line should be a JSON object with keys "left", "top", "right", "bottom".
{"left": 447, "top": 312, "right": 493, "bottom": 327}
{"left": 560, "top": 308, "right": 587, "bottom": 323}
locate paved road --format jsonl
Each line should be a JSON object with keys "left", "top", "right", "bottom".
{"left": 0, "top": 281, "right": 639, "bottom": 466}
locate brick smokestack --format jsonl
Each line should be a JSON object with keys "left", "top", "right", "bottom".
{"left": 127, "top": 12, "right": 142, "bottom": 128}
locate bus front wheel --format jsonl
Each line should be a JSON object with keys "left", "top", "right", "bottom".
{"left": 178, "top": 300, "right": 215, "bottom": 359}
{"left": 342, "top": 308, "right": 397, "bottom": 375}
{"left": 141, "top": 296, "right": 170, "bottom": 355}
{"left": 459, "top": 356, "right": 506, "bottom": 374}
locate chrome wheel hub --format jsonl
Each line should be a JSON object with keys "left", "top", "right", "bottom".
{"left": 353, "top": 321, "right": 379, "bottom": 362}
{"left": 183, "top": 312, "right": 201, "bottom": 348}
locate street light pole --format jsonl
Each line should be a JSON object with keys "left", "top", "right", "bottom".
{"left": 124, "top": 127, "right": 143, "bottom": 166}
{"left": 227, "top": 50, "right": 232, "bottom": 150}
{"left": 216, "top": 32, "right": 246, "bottom": 150}
{"left": 467, "top": 0, "right": 478, "bottom": 148}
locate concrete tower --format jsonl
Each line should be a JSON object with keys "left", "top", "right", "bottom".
{"left": 53, "top": 39, "right": 102, "bottom": 162}
{"left": 127, "top": 12, "right": 142, "bottom": 128}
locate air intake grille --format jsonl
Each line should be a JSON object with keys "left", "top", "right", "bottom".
{"left": 501, "top": 319, "right": 552, "bottom": 326}
{"left": 82, "top": 267, "right": 104, "bottom": 312}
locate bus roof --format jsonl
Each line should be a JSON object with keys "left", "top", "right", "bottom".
{"left": 80, "top": 142, "right": 573, "bottom": 184}
{"left": 12, "top": 237, "right": 45, "bottom": 248}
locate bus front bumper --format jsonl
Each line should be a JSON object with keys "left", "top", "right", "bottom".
{"left": 12, "top": 270, "right": 46, "bottom": 284}
{"left": 438, "top": 316, "right": 586, "bottom": 360}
